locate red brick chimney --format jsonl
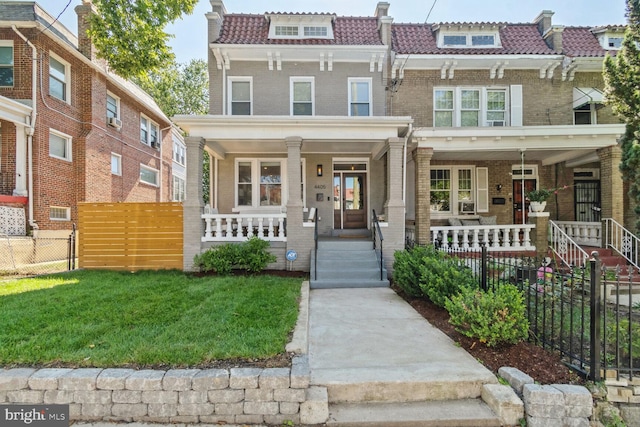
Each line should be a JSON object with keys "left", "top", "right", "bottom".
{"left": 75, "top": 0, "right": 96, "bottom": 60}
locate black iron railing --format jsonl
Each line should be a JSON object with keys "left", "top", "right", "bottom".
{"left": 435, "top": 245, "right": 639, "bottom": 381}
{"left": 313, "top": 217, "right": 318, "bottom": 280}
{"left": 372, "top": 209, "right": 384, "bottom": 281}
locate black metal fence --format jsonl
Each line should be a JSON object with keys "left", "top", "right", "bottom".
{"left": 0, "top": 225, "right": 76, "bottom": 279}
{"left": 439, "top": 245, "right": 639, "bottom": 381}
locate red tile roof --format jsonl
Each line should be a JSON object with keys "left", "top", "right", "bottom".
{"left": 562, "top": 27, "right": 611, "bottom": 57}
{"left": 215, "top": 14, "right": 383, "bottom": 46}
{"left": 391, "top": 23, "right": 556, "bottom": 55}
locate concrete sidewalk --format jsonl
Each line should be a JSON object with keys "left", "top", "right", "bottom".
{"left": 308, "top": 287, "right": 498, "bottom": 401}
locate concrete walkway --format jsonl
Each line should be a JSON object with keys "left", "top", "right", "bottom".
{"left": 308, "top": 287, "right": 498, "bottom": 402}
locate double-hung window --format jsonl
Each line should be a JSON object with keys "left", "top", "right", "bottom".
{"left": 0, "top": 41, "right": 13, "bottom": 87}
{"left": 291, "top": 77, "right": 314, "bottom": 116}
{"left": 430, "top": 167, "right": 475, "bottom": 215}
{"left": 111, "top": 153, "right": 122, "bottom": 175}
{"left": 228, "top": 77, "right": 252, "bottom": 115}
{"left": 49, "top": 53, "right": 70, "bottom": 102}
{"left": 49, "top": 129, "right": 72, "bottom": 162}
{"left": 140, "top": 115, "right": 159, "bottom": 148}
{"left": 107, "top": 92, "right": 120, "bottom": 119}
{"left": 348, "top": 78, "right": 372, "bottom": 116}
{"left": 237, "top": 159, "right": 284, "bottom": 208}
{"left": 173, "top": 142, "right": 186, "bottom": 165}
{"left": 172, "top": 175, "right": 186, "bottom": 201}
{"left": 434, "top": 87, "right": 507, "bottom": 127}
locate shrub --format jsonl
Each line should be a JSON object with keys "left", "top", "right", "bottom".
{"left": 445, "top": 284, "right": 529, "bottom": 347}
{"left": 393, "top": 245, "right": 439, "bottom": 297}
{"left": 193, "top": 237, "right": 276, "bottom": 275}
{"left": 418, "top": 252, "right": 477, "bottom": 307}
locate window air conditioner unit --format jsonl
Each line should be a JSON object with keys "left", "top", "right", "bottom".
{"left": 459, "top": 201, "right": 475, "bottom": 214}
{"left": 150, "top": 138, "right": 158, "bottom": 149}
{"left": 108, "top": 117, "right": 122, "bottom": 129}
{"left": 488, "top": 120, "right": 505, "bottom": 127}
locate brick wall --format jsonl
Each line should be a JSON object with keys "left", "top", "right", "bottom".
{"left": 0, "top": 27, "right": 173, "bottom": 231}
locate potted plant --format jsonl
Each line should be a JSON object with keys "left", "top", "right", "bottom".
{"left": 525, "top": 185, "right": 570, "bottom": 212}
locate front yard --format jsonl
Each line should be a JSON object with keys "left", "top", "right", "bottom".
{"left": 0, "top": 270, "right": 302, "bottom": 367}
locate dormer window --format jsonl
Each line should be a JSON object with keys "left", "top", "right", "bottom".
{"left": 592, "top": 27, "right": 626, "bottom": 50}
{"left": 268, "top": 14, "right": 335, "bottom": 40}
{"left": 440, "top": 32, "right": 499, "bottom": 48}
{"left": 607, "top": 36, "right": 623, "bottom": 49}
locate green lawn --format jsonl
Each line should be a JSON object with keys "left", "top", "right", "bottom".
{"left": 0, "top": 270, "right": 302, "bottom": 367}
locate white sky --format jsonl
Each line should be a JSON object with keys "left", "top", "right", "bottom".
{"left": 21, "top": 0, "right": 629, "bottom": 63}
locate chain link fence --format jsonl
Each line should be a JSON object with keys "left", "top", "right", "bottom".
{"left": 0, "top": 226, "right": 76, "bottom": 280}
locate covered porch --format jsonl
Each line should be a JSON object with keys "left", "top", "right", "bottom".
{"left": 407, "top": 124, "right": 626, "bottom": 255}
{"left": 174, "top": 115, "right": 413, "bottom": 272}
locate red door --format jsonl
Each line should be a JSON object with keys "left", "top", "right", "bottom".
{"left": 513, "top": 180, "right": 537, "bottom": 225}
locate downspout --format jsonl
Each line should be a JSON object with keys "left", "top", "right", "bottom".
{"left": 12, "top": 26, "right": 38, "bottom": 233}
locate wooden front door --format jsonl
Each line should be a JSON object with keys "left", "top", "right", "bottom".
{"left": 513, "top": 179, "right": 537, "bottom": 225}
{"left": 334, "top": 172, "right": 367, "bottom": 229}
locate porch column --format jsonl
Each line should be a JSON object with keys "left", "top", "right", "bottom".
{"left": 13, "top": 125, "right": 28, "bottom": 197}
{"left": 413, "top": 146, "right": 433, "bottom": 246}
{"left": 183, "top": 136, "right": 205, "bottom": 271}
{"left": 384, "top": 137, "right": 406, "bottom": 274}
{"left": 285, "top": 136, "right": 311, "bottom": 270}
{"left": 597, "top": 145, "right": 624, "bottom": 225}
{"left": 529, "top": 212, "right": 550, "bottom": 259}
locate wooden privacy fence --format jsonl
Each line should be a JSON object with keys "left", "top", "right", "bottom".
{"left": 78, "top": 202, "right": 183, "bottom": 271}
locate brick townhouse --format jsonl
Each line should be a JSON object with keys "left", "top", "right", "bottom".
{"left": 0, "top": 1, "right": 182, "bottom": 238}
{"left": 175, "top": 1, "right": 632, "bottom": 274}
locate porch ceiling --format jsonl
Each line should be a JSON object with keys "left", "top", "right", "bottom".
{"left": 173, "top": 115, "right": 413, "bottom": 159}
{"left": 412, "top": 124, "right": 625, "bottom": 166}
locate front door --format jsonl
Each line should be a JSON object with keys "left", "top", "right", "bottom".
{"left": 513, "top": 179, "right": 537, "bottom": 225}
{"left": 334, "top": 172, "right": 367, "bottom": 229}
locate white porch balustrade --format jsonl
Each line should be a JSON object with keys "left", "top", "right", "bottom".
{"left": 201, "top": 212, "right": 286, "bottom": 242}
{"left": 431, "top": 224, "right": 535, "bottom": 251}
{"left": 554, "top": 221, "right": 601, "bottom": 247}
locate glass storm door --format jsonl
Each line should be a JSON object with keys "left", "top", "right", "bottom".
{"left": 333, "top": 172, "right": 367, "bottom": 229}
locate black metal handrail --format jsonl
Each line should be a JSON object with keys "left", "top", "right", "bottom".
{"left": 314, "top": 216, "right": 318, "bottom": 280}
{"left": 372, "top": 209, "right": 384, "bottom": 281}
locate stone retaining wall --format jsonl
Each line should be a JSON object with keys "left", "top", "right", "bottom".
{"left": 0, "top": 355, "right": 327, "bottom": 425}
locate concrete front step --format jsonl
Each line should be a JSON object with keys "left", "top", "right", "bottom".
{"left": 311, "top": 278, "right": 390, "bottom": 289}
{"left": 318, "top": 240, "right": 374, "bottom": 251}
{"left": 327, "top": 400, "right": 502, "bottom": 427}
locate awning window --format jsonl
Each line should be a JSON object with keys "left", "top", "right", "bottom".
{"left": 573, "top": 87, "right": 604, "bottom": 109}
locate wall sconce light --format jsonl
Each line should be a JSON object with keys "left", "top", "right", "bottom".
{"left": 496, "top": 184, "right": 503, "bottom": 192}
{"left": 317, "top": 164, "right": 323, "bottom": 177}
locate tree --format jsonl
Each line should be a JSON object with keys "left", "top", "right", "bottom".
{"left": 603, "top": 0, "right": 640, "bottom": 232}
{"left": 87, "top": 0, "right": 198, "bottom": 78}
{"left": 133, "top": 59, "right": 209, "bottom": 117}
{"left": 133, "top": 59, "right": 210, "bottom": 204}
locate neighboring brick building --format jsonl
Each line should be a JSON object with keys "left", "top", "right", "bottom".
{"left": 0, "top": 1, "right": 179, "bottom": 237}
{"left": 176, "top": 1, "right": 631, "bottom": 272}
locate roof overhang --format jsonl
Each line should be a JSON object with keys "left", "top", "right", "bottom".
{"left": 411, "top": 124, "right": 624, "bottom": 166}
{"left": 211, "top": 44, "right": 388, "bottom": 71}
{"left": 393, "top": 54, "right": 565, "bottom": 79}
{"left": 173, "top": 115, "right": 413, "bottom": 159}
{"left": 0, "top": 95, "right": 32, "bottom": 127}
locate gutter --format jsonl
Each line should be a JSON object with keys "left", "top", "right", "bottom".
{"left": 12, "top": 25, "right": 39, "bottom": 233}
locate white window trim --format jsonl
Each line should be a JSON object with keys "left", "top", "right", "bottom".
{"left": 348, "top": 77, "right": 373, "bottom": 117}
{"left": 111, "top": 152, "right": 122, "bottom": 176}
{"left": 430, "top": 166, "right": 476, "bottom": 217}
{"left": 50, "top": 206, "right": 71, "bottom": 221}
{"left": 49, "top": 51, "right": 71, "bottom": 103}
{"left": 0, "top": 40, "right": 14, "bottom": 88}
{"left": 49, "top": 129, "right": 73, "bottom": 162}
{"left": 140, "top": 164, "right": 159, "bottom": 187}
{"left": 227, "top": 76, "right": 253, "bottom": 116}
{"left": 140, "top": 114, "right": 160, "bottom": 148}
{"left": 290, "top": 77, "right": 315, "bottom": 116}
{"left": 106, "top": 91, "right": 120, "bottom": 120}
{"left": 173, "top": 142, "right": 186, "bottom": 166}
{"left": 234, "top": 158, "right": 290, "bottom": 210}
{"left": 172, "top": 174, "right": 186, "bottom": 201}
{"left": 434, "top": 87, "right": 509, "bottom": 127}
{"left": 438, "top": 32, "right": 501, "bottom": 48}
{"left": 573, "top": 104, "right": 598, "bottom": 125}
